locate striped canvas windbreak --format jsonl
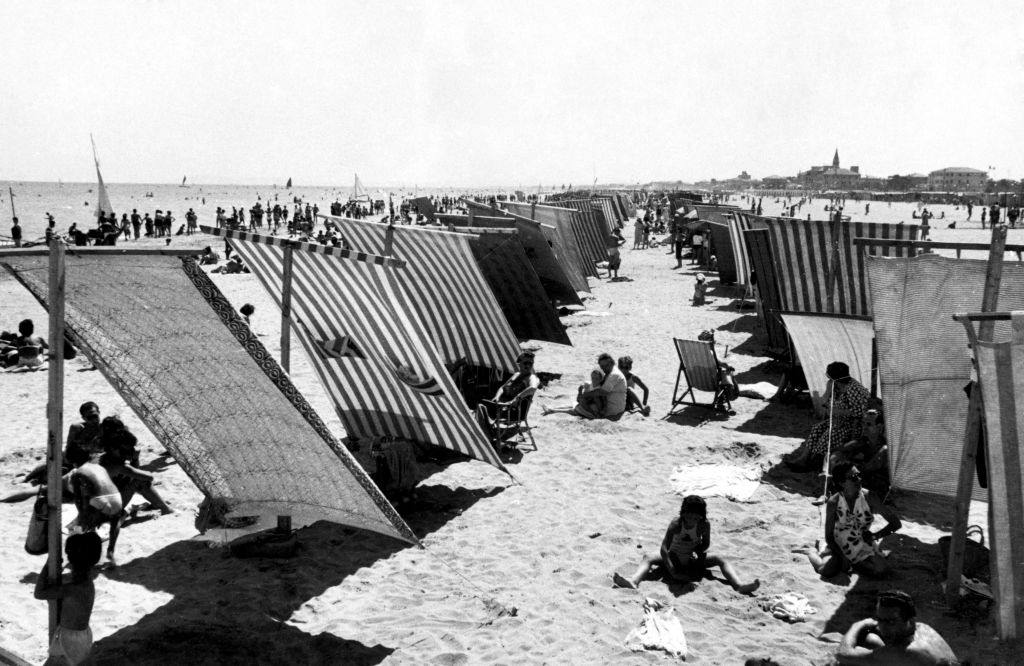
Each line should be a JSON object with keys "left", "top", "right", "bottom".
{"left": 209, "top": 227, "right": 506, "bottom": 471}
{"left": 727, "top": 212, "right": 767, "bottom": 287}
{"left": 763, "top": 217, "right": 920, "bottom": 316}
{"left": 500, "top": 210, "right": 586, "bottom": 303}
{"left": 504, "top": 201, "right": 597, "bottom": 281}
{"left": 781, "top": 314, "right": 874, "bottom": 413}
{"left": 323, "top": 216, "right": 521, "bottom": 375}
{"left": 708, "top": 222, "right": 737, "bottom": 284}
{"left": 554, "top": 199, "right": 614, "bottom": 264}
{"left": 743, "top": 228, "right": 790, "bottom": 354}
{"left": 972, "top": 312, "right": 1024, "bottom": 639}
{"left": 867, "top": 253, "right": 1024, "bottom": 499}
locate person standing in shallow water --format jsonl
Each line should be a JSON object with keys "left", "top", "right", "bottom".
{"left": 10, "top": 216, "right": 21, "bottom": 247}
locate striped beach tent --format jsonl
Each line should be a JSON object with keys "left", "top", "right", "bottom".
{"left": 464, "top": 199, "right": 508, "bottom": 224}
{"left": 727, "top": 212, "right": 767, "bottom": 287}
{"left": 456, "top": 228, "right": 571, "bottom": 345}
{"left": 504, "top": 201, "right": 597, "bottom": 281}
{"left": 743, "top": 228, "right": 789, "bottom": 355}
{"left": 3, "top": 250, "right": 417, "bottom": 542}
{"left": 554, "top": 199, "right": 613, "bottom": 264}
{"left": 437, "top": 213, "right": 515, "bottom": 229}
{"left": 323, "top": 215, "right": 521, "bottom": 374}
{"left": 208, "top": 227, "right": 506, "bottom": 471}
{"left": 763, "top": 217, "right": 920, "bottom": 317}
{"left": 781, "top": 313, "right": 875, "bottom": 412}
{"left": 868, "top": 253, "right": 1024, "bottom": 499}
{"left": 970, "top": 312, "right": 1024, "bottom": 639}
{"left": 502, "top": 210, "right": 586, "bottom": 305}
{"left": 707, "top": 222, "right": 737, "bottom": 284}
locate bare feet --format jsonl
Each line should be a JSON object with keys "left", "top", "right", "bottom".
{"left": 640, "top": 405, "right": 651, "bottom": 417}
{"left": 735, "top": 579, "right": 760, "bottom": 595}
{"left": 612, "top": 572, "right": 636, "bottom": 589}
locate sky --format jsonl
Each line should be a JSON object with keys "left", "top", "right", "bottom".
{"left": 1, "top": 1, "right": 1022, "bottom": 187}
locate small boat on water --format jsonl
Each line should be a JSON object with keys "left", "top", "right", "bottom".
{"left": 286, "top": 177, "right": 293, "bottom": 189}
{"left": 180, "top": 175, "right": 188, "bottom": 187}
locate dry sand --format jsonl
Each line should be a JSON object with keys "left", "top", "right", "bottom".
{"left": 0, "top": 221, "right": 1017, "bottom": 664}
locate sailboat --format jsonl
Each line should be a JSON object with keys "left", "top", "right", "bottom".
{"left": 286, "top": 177, "right": 292, "bottom": 189}
{"left": 180, "top": 175, "right": 187, "bottom": 188}
{"left": 351, "top": 173, "right": 369, "bottom": 202}
{"left": 90, "top": 135, "right": 115, "bottom": 220}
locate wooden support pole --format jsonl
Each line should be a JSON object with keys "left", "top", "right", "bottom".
{"left": 46, "top": 240, "right": 66, "bottom": 638}
{"left": 945, "top": 224, "right": 1008, "bottom": 603}
{"left": 279, "top": 244, "right": 294, "bottom": 374}
{"left": 384, "top": 223, "right": 395, "bottom": 257}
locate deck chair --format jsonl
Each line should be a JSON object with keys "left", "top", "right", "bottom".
{"left": 668, "top": 338, "right": 732, "bottom": 415}
{"left": 480, "top": 389, "right": 537, "bottom": 452}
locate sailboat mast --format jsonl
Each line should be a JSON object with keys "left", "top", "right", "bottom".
{"left": 8, "top": 186, "right": 15, "bottom": 220}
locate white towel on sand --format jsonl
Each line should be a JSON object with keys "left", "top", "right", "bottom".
{"left": 670, "top": 464, "right": 762, "bottom": 501}
{"left": 625, "top": 598, "right": 688, "bottom": 659}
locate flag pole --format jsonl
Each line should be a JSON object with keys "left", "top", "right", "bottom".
{"left": 46, "top": 239, "right": 67, "bottom": 638}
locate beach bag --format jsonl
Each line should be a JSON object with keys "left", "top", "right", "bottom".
{"left": 25, "top": 491, "right": 49, "bottom": 555}
{"left": 939, "top": 525, "right": 989, "bottom": 582}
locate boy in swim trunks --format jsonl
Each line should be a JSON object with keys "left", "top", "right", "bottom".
{"left": 35, "top": 531, "right": 102, "bottom": 665}
{"left": 11, "top": 318, "right": 48, "bottom": 369}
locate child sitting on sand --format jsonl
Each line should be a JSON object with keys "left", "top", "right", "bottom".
{"left": 35, "top": 531, "right": 102, "bottom": 666}
{"left": 693, "top": 274, "right": 708, "bottom": 306}
{"left": 613, "top": 495, "right": 760, "bottom": 594}
{"left": 618, "top": 356, "right": 650, "bottom": 417}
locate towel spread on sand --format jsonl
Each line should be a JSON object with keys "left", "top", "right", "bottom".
{"left": 625, "top": 598, "right": 688, "bottom": 659}
{"left": 670, "top": 464, "right": 762, "bottom": 501}
{"left": 758, "top": 593, "right": 817, "bottom": 623}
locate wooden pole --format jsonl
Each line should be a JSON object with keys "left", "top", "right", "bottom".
{"left": 384, "top": 223, "right": 395, "bottom": 257}
{"left": 279, "top": 244, "right": 293, "bottom": 374}
{"left": 46, "top": 240, "right": 66, "bottom": 638}
{"left": 945, "top": 224, "right": 1008, "bottom": 602}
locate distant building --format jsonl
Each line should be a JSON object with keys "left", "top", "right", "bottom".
{"left": 886, "top": 173, "right": 929, "bottom": 192}
{"left": 799, "top": 149, "right": 862, "bottom": 191}
{"left": 761, "top": 175, "right": 789, "bottom": 189}
{"left": 928, "top": 167, "right": 987, "bottom": 193}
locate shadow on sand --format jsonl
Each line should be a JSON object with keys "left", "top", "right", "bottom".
{"left": 92, "top": 484, "right": 504, "bottom": 665}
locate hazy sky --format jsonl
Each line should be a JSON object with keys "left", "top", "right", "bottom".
{"left": 2, "top": 1, "right": 1022, "bottom": 186}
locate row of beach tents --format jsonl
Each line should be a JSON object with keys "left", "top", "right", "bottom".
{"left": 682, "top": 203, "right": 1024, "bottom": 638}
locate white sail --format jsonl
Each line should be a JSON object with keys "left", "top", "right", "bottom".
{"left": 91, "top": 135, "right": 115, "bottom": 219}
{"left": 352, "top": 173, "right": 369, "bottom": 201}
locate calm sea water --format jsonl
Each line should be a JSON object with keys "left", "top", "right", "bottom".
{"left": 0, "top": 181, "right": 1011, "bottom": 243}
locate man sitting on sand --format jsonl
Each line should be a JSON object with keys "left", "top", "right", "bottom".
{"left": 543, "top": 353, "right": 627, "bottom": 420}
{"left": 5, "top": 318, "right": 49, "bottom": 370}
{"left": 836, "top": 590, "right": 957, "bottom": 664}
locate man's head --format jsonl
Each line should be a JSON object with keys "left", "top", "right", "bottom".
{"left": 516, "top": 352, "right": 535, "bottom": 372}
{"left": 79, "top": 401, "right": 100, "bottom": 422}
{"left": 597, "top": 353, "right": 615, "bottom": 374}
{"left": 875, "top": 590, "right": 916, "bottom": 645}
{"left": 18, "top": 319, "right": 33, "bottom": 336}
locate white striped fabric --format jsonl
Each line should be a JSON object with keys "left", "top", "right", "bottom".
{"left": 727, "top": 212, "right": 764, "bottom": 287}
{"left": 323, "top": 216, "right": 520, "bottom": 374}
{"left": 781, "top": 314, "right": 874, "bottom": 413}
{"left": 208, "top": 227, "right": 506, "bottom": 471}
{"left": 973, "top": 313, "right": 1024, "bottom": 639}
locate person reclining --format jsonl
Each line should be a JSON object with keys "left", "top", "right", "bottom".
{"left": 836, "top": 590, "right": 957, "bottom": 664}
{"left": 476, "top": 352, "right": 540, "bottom": 440}
{"left": 543, "top": 352, "right": 627, "bottom": 420}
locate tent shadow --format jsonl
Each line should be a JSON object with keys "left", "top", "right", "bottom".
{"left": 93, "top": 484, "right": 502, "bottom": 665}
{"left": 815, "top": 531, "right": 1006, "bottom": 663}
{"left": 715, "top": 314, "right": 760, "bottom": 335}
{"left": 730, "top": 402, "right": 813, "bottom": 439}
{"left": 725, "top": 335, "right": 772, "bottom": 357}
{"left": 662, "top": 404, "right": 732, "bottom": 427}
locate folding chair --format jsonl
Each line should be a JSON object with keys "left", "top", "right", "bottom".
{"left": 481, "top": 389, "right": 537, "bottom": 452}
{"left": 667, "top": 338, "right": 732, "bottom": 415}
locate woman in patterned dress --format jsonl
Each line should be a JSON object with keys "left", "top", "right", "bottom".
{"left": 797, "top": 463, "right": 901, "bottom": 578}
{"left": 784, "top": 361, "right": 872, "bottom": 472}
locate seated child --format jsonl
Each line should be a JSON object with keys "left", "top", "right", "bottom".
{"left": 613, "top": 495, "right": 760, "bottom": 594}
{"left": 35, "top": 532, "right": 102, "bottom": 666}
{"left": 693, "top": 274, "right": 708, "bottom": 306}
{"left": 618, "top": 356, "right": 650, "bottom": 416}
{"left": 577, "top": 368, "right": 607, "bottom": 416}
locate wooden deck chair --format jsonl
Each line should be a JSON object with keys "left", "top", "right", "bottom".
{"left": 667, "top": 338, "right": 732, "bottom": 415}
{"left": 481, "top": 388, "right": 537, "bottom": 451}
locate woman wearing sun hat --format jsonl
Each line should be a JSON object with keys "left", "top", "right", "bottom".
{"left": 783, "top": 361, "right": 871, "bottom": 472}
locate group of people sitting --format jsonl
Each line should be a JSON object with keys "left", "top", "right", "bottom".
{"left": 542, "top": 353, "right": 650, "bottom": 420}
{"left": 7, "top": 401, "right": 173, "bottom": 564}
{"left": 1, "top": 318, "right": 48, "bottom": 370}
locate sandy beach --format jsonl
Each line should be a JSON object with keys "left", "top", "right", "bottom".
{"left": 0, "top": 217, "right": 1018, "bottom": 664}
